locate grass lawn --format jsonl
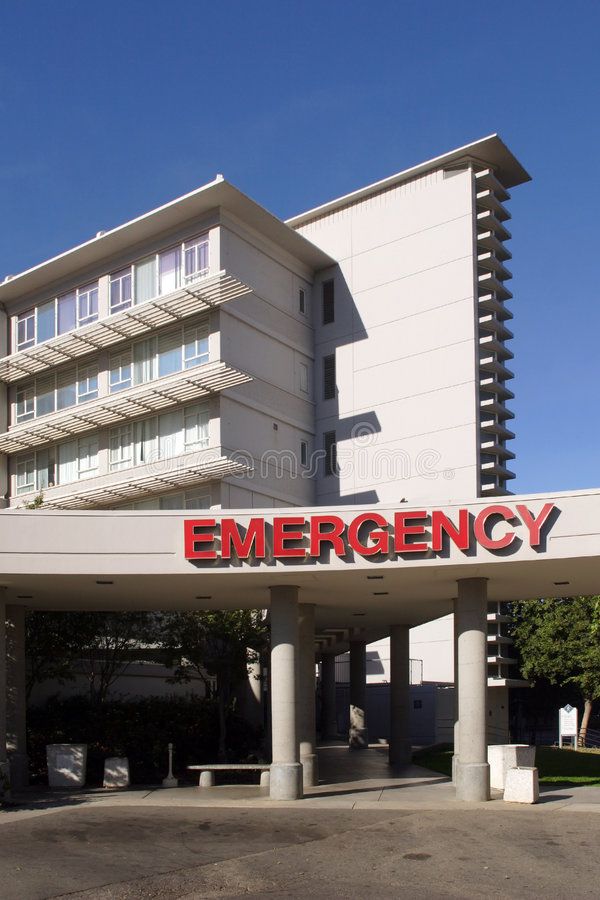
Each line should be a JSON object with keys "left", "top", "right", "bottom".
{"left": 413, "top": 745, "right": 600, "bottom": 785}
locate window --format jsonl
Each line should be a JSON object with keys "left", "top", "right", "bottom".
{"left": 322, "top": 279, "right": 335, "bottom": 324}
{"left": 323, "top": 354, "right": 336, "bottom": 400}
{"left": 183, "top": 324, "right": 209, "bottom": 369}
{"left": 36, "top": 447, "right": 56, "bottom": 490}
{"left": 16, "top": 455, "right": 35, "bottom": 495}
{"left": 110, "top": 424, "right": 133, "bottom": 471}
{"left": 300, "top": 440, "right": 308, "bottom": 467}
{"left": 184, "top": 490, "right": 211, "bottom": 509}
{"left": 299, "top": 288, "right": 306, "bottom": 315}
{"left": 37, "top": 300, "right": 56, "bottom": 343}
{"left": 77, "top": 284, "right": 99, "bottom": 326}
{"left": 13, "top": 362, "right": 98, "bottom": 425}
{"left": 324, "top": 430, "right": 337, "bottom": 477}
{"left": 77, "top": 436, "right": 99, "bottom": 478}
{"left": 184, "top": 403, "right": 209, "bottom": 451}
{"left": 135, "top": 256, "right": 157, "bottom": 305}
{"left": 57, "top": 291, "right": 77, "bottom": 334}
{"left": 109, "top": 350, "right": 132, "bottom": 393}
{"left": 159, "top": 248, "right": 180, "bottom": 295}
{"left": 77, "top": 364, "right": 99, "bottom": 403}
{"left": 110, "top": 268, "right": 133, "bottom": 313}
{"left": 183, "top": 235, "right": 209, "bottom": 283}
{"left": 299, "top": 362, "right": 309, "bottom": 395}
{"left": 15, "top": 385, "right": 34, "bottom": 423}
{"left": 16, "top": 311, "right": 35, "bottom": 350}
{"left": 134, "top": 417, "right": 157, "bottom": 465}
{"left": 109, "top": 321, "right": 209, "bottom": 394}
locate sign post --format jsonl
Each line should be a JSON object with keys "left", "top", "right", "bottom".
{"left": 559, "top": 704, "right": 578, "bottom": 748}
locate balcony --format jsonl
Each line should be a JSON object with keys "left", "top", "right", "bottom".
{"left": 476, "top": 231, "right": 512, "bottom": 260}
{"left": 478, "top": 294, "right": 513, "bottom": 320}
{"left": 479, "top": 397, "right": 514, "bottom": 421}
{"left": 475, "top": 169, "right": 510, "bottom": 202}
{"left": 476, "top": 210, "right": 512, "bottom": 242}
{"left": 480, "top": 419, "right": 515, "bottom": 441}
{"left": 0, "top": 361, "right": 252, "bottom": 453}
{"left": 0, "top": 270, "right": 252, "bottom": 383}
{"left": 475, "top": 190, "right": 511, "bottom": 221}
{"left": 478, "top": 314, "right": 513, "bottom": 341}
{"left": 478, "top": 273, "right": 513, "bottom": 300}
{"left": 33, "top": 448, "right": 251, "bottom": 509}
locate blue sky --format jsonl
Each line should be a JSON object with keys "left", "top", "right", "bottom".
{"left": 1, "top": 0, "right": 598, "bottom": 494}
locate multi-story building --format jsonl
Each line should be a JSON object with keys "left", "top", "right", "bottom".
{"left": 0, "top": 135, "right": 529, "bottom": 720}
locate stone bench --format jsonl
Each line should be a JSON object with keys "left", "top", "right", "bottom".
{"left": 487, "top": 744, "right": 536, "bottom": 791}
{"left": 188, "top": 764, "right": 270, "bottom": 788}
{"left": 503, "top": 766, "right": 539, "bottom": 804}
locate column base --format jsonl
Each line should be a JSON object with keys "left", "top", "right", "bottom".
{"left": 349, "top": 727, "right": 369, "bottom": 750}
{"left": 301, "top": 753, "right": 318, "bottom": 788}
{"left": 452, "top": 754, "right": 459, "bottom": 785}
{"left": 455, "top": 761, "right": 490, "bottom": 802}
{"left": 8, "top": 753, "right": 29, "bottom": 789}
{"left": 270, "top": 763, "right": 303, "bottom": 800}
{"left": 389, "top": 739, "right": 412, "bottom": 767}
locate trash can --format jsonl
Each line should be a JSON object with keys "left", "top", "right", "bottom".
{"left": 46, "top": 744, "right": 87, "bottom": 788}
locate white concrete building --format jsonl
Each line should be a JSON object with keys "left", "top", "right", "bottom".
{"left": 2, "top": 134, "right": 594, "bottom": 803}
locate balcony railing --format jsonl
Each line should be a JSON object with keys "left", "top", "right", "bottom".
{"left": 0, "top": 361, "right": 252, "bottom": 453}
{"left": 0, "top": 270, "right": 252, "bottom": 383}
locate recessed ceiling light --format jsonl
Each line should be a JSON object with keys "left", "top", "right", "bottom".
{"left": 554, "top": 581, "right": 570, "bottom": 586}
{"left": 96, "top": 580, "right": 113, "bottom": 585}
{"left": 367, "top": 575, "right": 384, "bottom": 580}
{"left": 196, "top": 595, "right": 212, "bottom": 600}
{"left": 17, "top": 595, "right": 33, "bottom": 599}
{"left": 353, "top": 612, "right": 366, "bottom": 617}
{"left": 373, "top": 591, "right": 389, "bottom": 596}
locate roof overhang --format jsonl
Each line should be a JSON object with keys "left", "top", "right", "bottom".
{"left": 0, "top": 180, "right": 334, "bottom": 305}
{"left": 287, "top": 134, "right": 531, "bottom": 228}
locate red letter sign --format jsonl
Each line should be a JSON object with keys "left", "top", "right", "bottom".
{"left": 221, "top": 517, "right": 266, "bottom": 559}
{"left": 348, "top": 513, "right": 389, "bottom": 556}
{"left": 515, "top": 503, "right": 556, "bottom": 547}
{"left": 184, "top": 519, "right": 217, "bottom": 560}
{"left": 474, "top": 505, "right": 516, "bottom": 551}
{"left": 309, "top": 515, "right": 346, "bottom": 557}
{"left": 431, "top": 509, "right": 470, "bottom": 552}
{"left": 273, "top": 516, "right": 307, "bottom": 558}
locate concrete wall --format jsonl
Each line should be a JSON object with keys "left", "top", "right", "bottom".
{"left": 295, "top": 167, "right": 479, "bottom": 506}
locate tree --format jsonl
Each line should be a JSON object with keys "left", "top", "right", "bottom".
{"left": 510, "top": 596, "right": 600, "bottom": 745}
{"left": 26, "top": 611, "right": 162, "bottom": 704}
{"left": 161, "top": 610, "right": 267, "bottom": 761}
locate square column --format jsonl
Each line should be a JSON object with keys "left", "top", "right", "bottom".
{"left": 320, "top": 653, "right": 338, "bottom": 740}
{"left": 455, "top": 578, "right": 490, "bottom": 802}
{"left": 269, "top": 585, "right": 303, "bottom": 800}
{"left": 6, "top": 606, "right": 28, "bottom": 787}
{"left": 349, "top": 639, "right": 368, "bottom": 750}
{"left": 298, "top": 603, "right": 318, "bottom": 788}
{"left": 389, "top": 624, "right": 411, "bottom": 766}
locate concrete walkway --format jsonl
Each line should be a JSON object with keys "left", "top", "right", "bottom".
{"left": 2, "top": 742, "right": 600, "bottom": 823}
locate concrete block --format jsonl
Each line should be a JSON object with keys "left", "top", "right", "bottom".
{"left": 260, "top": 770, "right": 270, "bottom": 788}
{"left": 487, "top": 744, "right": 536, "bottom": 791}
{"left": 47, "top": 744, "right": 87, "bottom": 788}
{"left": 103, "top": 757, "right": 130, "bottom": 789}
{"left": 503, "top": 767, "right": 539, "bottom": 804}
{"left": 199, "top": 771, "right": 215, "bottom": 787}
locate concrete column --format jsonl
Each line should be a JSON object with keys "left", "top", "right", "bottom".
{"left": 298, "top": 603, "right": 318, "bottom": 788}
{"left": 455, "top": 578, "right": 490, "bottom": 802}
{"left": 320, "top": 654, "right": 338, "bottom": 740}
{"left": 0, "top": 593, "right": 8, "bottom": 798}
{"left": 6, "top": 606, "right": 28, "bottom": 787}
{"left": 452, "top": 607, "right": 459, "bottom": 783}
{"left": 349, "top": 640, "right": 368, "bottom": 749}
{"left": 269, "top": 585, "right": 303, "bottom": 800}
{"left": 389, "top": 625, "right": 411, "bottom": 767}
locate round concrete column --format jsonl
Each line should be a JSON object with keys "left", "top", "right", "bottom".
{"left": 455, "top": 578, "right": 490, "bottom": 802}
{"left": 6, "top": 606, "right": 28, "bottom": 788}
{"left": 269, "top": 585, "right": 303, "bottom": 800}
{"left": 389, "top": 625, "right": 411, "bottom": 767}
{"left": 320, "top": 654, "right": 338, "bottom": 740}
{"left": 0, "top": 594, "right": 8, "bottom": 798}
{"left": 298, "top": 603, "right": 318, "bottom": 788}
{"left": 452, "top": 606, "right": 459, "bottom": 784}
{"left": 349, "top": 640, "right": 368, "bottom": 750}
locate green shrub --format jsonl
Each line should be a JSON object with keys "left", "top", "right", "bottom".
{"left": 27, "top": 695, "right": 263, "bottom": 786}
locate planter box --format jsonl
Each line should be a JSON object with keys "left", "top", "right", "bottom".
{"left": 46, "top": 744, "right": 87, "bottom": 789}
{"left": 487, "top": 744, "right": 536, "bottom": 791}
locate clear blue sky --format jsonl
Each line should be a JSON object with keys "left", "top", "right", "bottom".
{"left": 1, "top": 1, "right": 598, "bottom": 495}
